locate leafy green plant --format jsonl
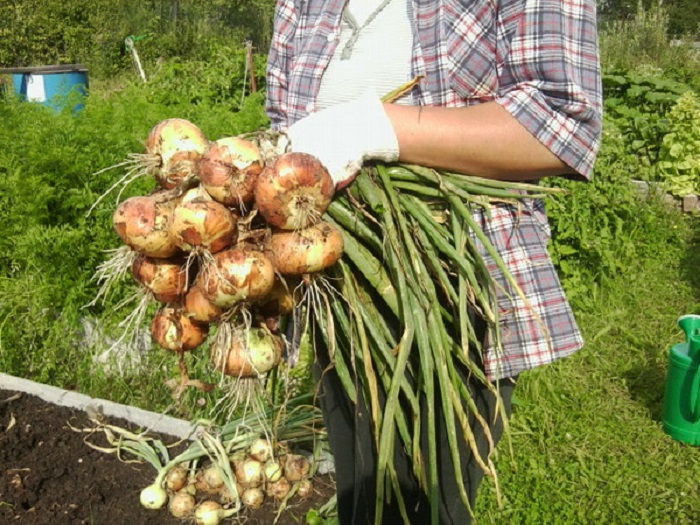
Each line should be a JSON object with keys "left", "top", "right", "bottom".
{"left": 656, "top": 90, "right": 700, "bottom": 196}
{"left": 545, "top": 115, "right": 685, "bottom": 310}
{"left": 602, "top": 69, "right": 688, "bottom": 168}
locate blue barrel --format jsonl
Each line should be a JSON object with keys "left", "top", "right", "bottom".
{"left": 2, "top": 64, "right": 88, "bottom": 112}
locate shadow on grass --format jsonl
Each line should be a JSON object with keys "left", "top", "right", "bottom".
{"left": 679, "top": 216, "right": 700, "bottom": 311}
{"left": 621, "top": 351, "right": 667, "bottom": 421}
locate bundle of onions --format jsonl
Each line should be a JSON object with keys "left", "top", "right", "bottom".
{"left": 198, "top": 137, "right": 265, "bottom": 210}
{"left": 131, "top": 254, "right": 189, "bottom": 303}
{"left": 254, "top": 152, "right": 334, "bottom": 230}
{"left": 267, "top": 221, "right": 344, "bottom": 275}
{"left": 211, "top": 327, "right": 282, "bottom": 378}
{"left": 198, "top": 247, "right": 276, "bottom": 309}
{"left": 145, "top": 118, "right": 210, "bottom": 190}
{"left": 151, "top": 306, "right": 208, "bottom": 352}
{"left": 170, "top": 193, "right": 237, "bottom": 255}
{"left": 112, "top": 193, "right": 179, "bottom": 259}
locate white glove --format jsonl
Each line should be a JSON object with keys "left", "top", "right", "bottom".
{"left": 283, "top": 90, "right": 399, "bottom": 189}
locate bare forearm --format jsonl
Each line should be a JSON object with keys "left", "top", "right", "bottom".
{"left": 384, "top": 102, "right": 577, "bottom": 181}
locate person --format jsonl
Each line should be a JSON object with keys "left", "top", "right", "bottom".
{"left": 265, "top": 1, "right": 602, "bottom": 523}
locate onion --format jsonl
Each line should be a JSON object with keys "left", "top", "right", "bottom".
{"left": 202, "top": 464, "right": 225, "bottom": 491}
{"left": 184, "top": 285, "right": 223, "bottom": 323}
{"left": 140, "top": 482, "right": 168, "bottom": 509}
{"left": 212, "top": 327, "right": 283, "bottom": 378}
{"left": 145, "top": 118, "right": 209, "bottom": 190}
{"left": 168, "top": 490, "right": 196, "bottom": 518}
{"left": 200, "top": 247, "right": 276, "bottom": 308}
{"left": 254, "top": 152, "right": 334, "bottom": 230}
{"left": 194, "top": 500, "right": 237, "bottom": 525}
{"left": 264, "top": 460, "right": 283, "bottom": 483}
{"left": 234, "top": 458, "right": 264, "bottom": 488}
{"left": 256, "top": 277, "right": 297, "bottom": 318}
{"left": 170, "top": 194, "right": 237, "bottom": 254}
{"left": 283, "top": 454, "right": 310, "bottom": 482}
{"left": 266, "top": 477, "right": 291, "bottom": 500}
{"left": 241, "top": 487, "right": 265, "bottom": 510}
{"left": 151, "top": 306, "right": 208, "bottom": 352}
{"left": 296, "top": 478, "right": 314, "bottom": 499}
{"left": 113, "top": 193, "right": 179, "bottom": 258}
{"left": 198, "top": 137, "right": 264, "bottom": 208}
{"left": 267, "top": 221, "right": 344, "bottom": 275}
{"left": 165, "top": 465, "right": 189, "bottom": 492}
{"left": 249, "top": 437, "right": 273, "bottom": 463}
{"left": 131, "top": 254, "right": 188, "bottom": 303}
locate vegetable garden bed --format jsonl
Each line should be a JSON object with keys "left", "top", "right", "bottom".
{"left": 0, "top": 383, "right": 335, "bottom": 524}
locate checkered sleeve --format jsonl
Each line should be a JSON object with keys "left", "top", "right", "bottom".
{"left": 265, "top": 0, "right": 297, "bottom": 130}
{"left": 495, "top": 0, "right": 602, "bottom": 179}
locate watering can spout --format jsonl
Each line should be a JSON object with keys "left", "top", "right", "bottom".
{"left": 678, "top": 315, "right": 700, "bottom": 358}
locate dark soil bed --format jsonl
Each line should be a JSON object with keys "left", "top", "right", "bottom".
{"left": 0, "top": 389, "right": 335, "bottom": 525}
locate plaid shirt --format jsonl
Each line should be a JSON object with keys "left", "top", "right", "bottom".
{"left": 266, "top": 0, "right": 603, "bottom": 379}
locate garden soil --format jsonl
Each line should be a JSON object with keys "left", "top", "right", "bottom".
{"left": 0, "top": 389, "right": 335, "bottom": 525}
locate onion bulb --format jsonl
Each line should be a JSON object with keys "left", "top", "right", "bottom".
{"left": 241, "top": 487, "right": 265, "bottom": 510}
{"left": 202, "top": 464, "right": 225, "bottom": 491}
{"left": 151, "top": 306, "right": 208, "bottom": 352}
{"left": 198, "top": 137, "right": 264, "bottom": 208}
{"left": 170, "top": 195, "right": 237, "bottom": 254}
{"left": 165, "top": 465, "right": 189, "bottom": 492}
{"left": 296, "top": 478, "right": 314, "bottom": 498}
{"left": 283, "top": 454, "right": 310, "bottom": 482}
{"left": 256, "top": 277, "right": 297, "bottom": 318}
{"left": 249, "top": 438, "right": 273, "bottom": 463}
{"left": 212, "top": 327, "right": 283, "bottom": 378}
{"left": 194, "top": 500, "right": 237, "bottom": 525}
{"left": 200, "top": 247, "right": 275, "bottom": 308}
{"left": 264, "top": 460, "right": 283, "bottom": 483}
{"left": 266, "top": 477, "right": 291, "bottom": 500}
{"left": 168, "top": 490, "right": 196, "bottom": 518}
{"left": 140, "top": 482, "right": 168, "bottom": 509}
{"left": 267, "top": 221, "right": 344, "bottom": 275}
{"left": 184, "top": 285, "right": 223, "bottom": 323}
{"left": 113, "top": 194, "right": 179, "bottom": 258}
{"left": 145, "top": 118, "right": 209, "bottom": 190}
{"left": 254, "top": 152, "right": 334, "bottom": 230}
{"left": 131, "top": 254, "right": 188, "bottom": 303}
{"left": 234, "top": 458, "right": 264, "bottom": 487}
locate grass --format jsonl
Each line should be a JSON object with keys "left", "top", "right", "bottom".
{"left": 474, "top": 216, "right": 700, "bottom": 524}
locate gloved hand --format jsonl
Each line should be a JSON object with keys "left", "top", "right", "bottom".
{"left": 283, "top": 90, "right": 400, "bottom": 190}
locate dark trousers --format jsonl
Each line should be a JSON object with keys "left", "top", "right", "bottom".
{"left": 314, "top": 343, "right": 516, "bottom": 525}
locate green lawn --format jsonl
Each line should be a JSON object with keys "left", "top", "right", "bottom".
{"left": 475, "top": 220, "right": 700, "bottom": 524}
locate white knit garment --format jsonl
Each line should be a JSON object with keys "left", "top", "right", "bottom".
{"left": 316, "top": 0, "right": 413, "bottom": 110}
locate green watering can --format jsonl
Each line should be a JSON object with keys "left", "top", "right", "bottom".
{"left": 662, "top": 314, "right": 700, "bottom": 445}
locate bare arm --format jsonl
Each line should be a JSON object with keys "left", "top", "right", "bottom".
{"left": 385, "top": 101, "right": 577, "bottom": 182}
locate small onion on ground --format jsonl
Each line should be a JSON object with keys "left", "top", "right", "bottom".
{"left": 139, "top": 482, "right": 168, "bottom": 510}
{"left": 164, "top": 464, "right": 189, "bottom": 492}
{"left": 241, "top": 487, "right": 265, "bottom": 510}
{"left": 194, "top": 500, "right": 237, "bottom": 525}
{"left": 168, "top": 490, "right": 196, "bottom": 518}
